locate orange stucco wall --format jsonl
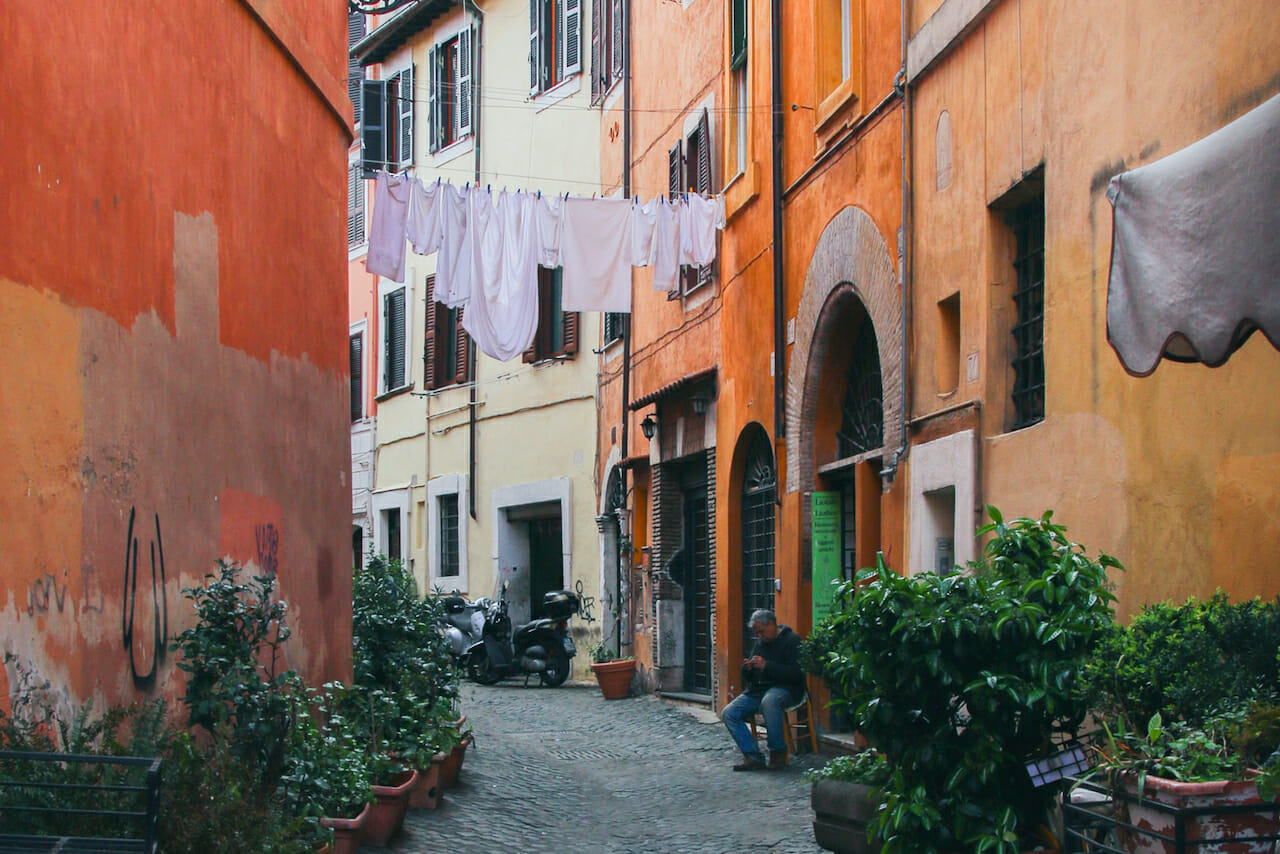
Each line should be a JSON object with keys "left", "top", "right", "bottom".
{"left": 1, "top": 0, "right": 354, "bottom": 715}
{"left": 907, "top": 0, "right": 1280, "bottom": 617}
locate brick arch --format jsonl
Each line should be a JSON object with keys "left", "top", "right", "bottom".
{"left": 786, "top": 206, "right": 902, "bottom": 493}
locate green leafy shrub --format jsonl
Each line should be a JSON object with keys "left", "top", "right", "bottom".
{"left": 1081, "top": 592, "right": 1280, "bottom": 728}
{"left": 804, "top": 750, "right": 890, "bottom": 786}
{"left": 279, "top": 682, "right": 372, "bottom": 844}
{"left": 806, "top": 508, "right": 1119, "bottom": 854}
{"left": 170, "top": 560, "right": 301, "bottom": 784}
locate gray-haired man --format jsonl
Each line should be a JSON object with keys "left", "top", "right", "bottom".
{"left": 720, "top": 609, "right": 804, "bottom": 771}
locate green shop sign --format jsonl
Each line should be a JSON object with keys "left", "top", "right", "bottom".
{"left": 811, "top": 491, "right": 842, "bottom": 626}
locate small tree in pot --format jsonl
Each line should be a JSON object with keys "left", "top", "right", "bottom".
{"left": 805, "top": 509, "right": 1120, "bottom": 854}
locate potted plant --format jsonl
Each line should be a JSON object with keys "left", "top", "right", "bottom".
{"left": 363, "top": 752, "right": 417, "bottom": 847}
{"left": 806, "top": 751, "right": 890, "bottom": 854}
{"left": 438, "top": 716, "right": 473, "bottom": 789}
{"left": 804, "top": 508, "right": 1119, "bottom": 854}
{"left": 589, "top": 642, "right": 636, "bottom": 701}
{"left": 1078, "top": 594, "right": 1280, "bottom": 852}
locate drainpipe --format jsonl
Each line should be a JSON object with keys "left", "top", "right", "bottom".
{"left": 770, "top": 0, "right": 785, "bottom": 446}
{"left": 467, "top": 0, "right": 484, "bottom": 519}
{"left": 881, "top": 0, "right": 912, "bottom": 484}
{"left": 618, "top": 0, "right": 633, "bottom": 655}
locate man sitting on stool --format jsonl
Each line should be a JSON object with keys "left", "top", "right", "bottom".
{"left": 721, "top": 608, "right": 804, "bottom": 771}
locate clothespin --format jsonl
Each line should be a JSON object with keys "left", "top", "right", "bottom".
{"left": 486, "top": 184, "right": 491, "bottom": 194}
{"left": 436, "top": 177, "right": 441, "bottom": 186}
{"left": 536, "top": 189, "right": 541, "bottom": 199}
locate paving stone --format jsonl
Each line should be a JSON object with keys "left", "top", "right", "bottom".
{"left": 371, "top": 682, "right": 827, "bottom": 854}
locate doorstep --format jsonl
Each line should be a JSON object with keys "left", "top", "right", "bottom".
{"left": 818, "top": 731, "right": 866, "bottom": 756}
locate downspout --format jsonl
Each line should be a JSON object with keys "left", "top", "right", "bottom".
{"left": 467, "top": 0, "right": 483, "bottom": 519}
{"left": 618, "top": 0, "right": 633, "bottom": 654}
{"left": 881, "top": 0, "right": 912, "bottom": 483}
{"left": 770, "top": 0, "right": 785, "bottom": 446}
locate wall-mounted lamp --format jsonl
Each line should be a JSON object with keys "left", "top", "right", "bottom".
{"left": 640, "top": 413, "right": 657, "bottom": 439}
{"left": 691, "top": 394, "right": 711, "bottom": 416}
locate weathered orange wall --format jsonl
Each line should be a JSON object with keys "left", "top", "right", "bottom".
{"left": 908, "top": 0, "right": 1280, "bottom": 616}
{"left": 0, "top": 0, "right": 354, "bottom": 716}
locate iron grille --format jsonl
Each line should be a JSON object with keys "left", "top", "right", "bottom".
{"left": 439, "top": 495, "right": 460, "bottom": 577}
{"left": 742, "top": 433, "right": 776, "bottom": 653}
{"left": 685, "top": 485, "right": 712, "bottom": 695}
{"left": 837, "top": 314, "right": 884, "bottom": 458}
{"left": 840, "top": 479, "right": 857, "bottom": 582}
{"left": 1010, "top": 199, "right": 1045, "bottom": 430}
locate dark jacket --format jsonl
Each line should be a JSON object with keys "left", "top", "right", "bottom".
{"left": 742, "top": 625, "right": 804, "bottom": 697}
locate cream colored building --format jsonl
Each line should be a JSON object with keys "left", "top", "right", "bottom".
{"left": 350, "top": 0, "right": 608, "bottom": 676}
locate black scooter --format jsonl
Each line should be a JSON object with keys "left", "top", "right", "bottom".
{"left": 467, "top": 583, "right": 579, "bottom": 687}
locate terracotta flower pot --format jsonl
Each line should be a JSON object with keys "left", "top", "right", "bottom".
{"left": 362, "top": 769, "right": 418, "bottom": 847}
{"left": 439, "top": 733, "right": 473, "bottom": 789}
{"left": 591, "top": 659, "right": 636, "bottom": 700}
{"left": 408, "top": 753, "right": 447, "bottom": 810}
{"left": 1115, "top": 774, "right": 1279, "bottom": 854}
{"left": 319, "top": 801, "right": 370, "bottom": 854}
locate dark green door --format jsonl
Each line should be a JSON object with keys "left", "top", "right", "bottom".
{"left": 529, "top": 517, "right": 563, "bottom": 617}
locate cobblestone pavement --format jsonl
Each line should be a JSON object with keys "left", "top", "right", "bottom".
{"left": 372, "top": 681, "right": 827, "bottom": 854}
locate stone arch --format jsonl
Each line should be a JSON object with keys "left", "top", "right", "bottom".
{"left": 786, "top": 206, "right": 902, "bottom": 494}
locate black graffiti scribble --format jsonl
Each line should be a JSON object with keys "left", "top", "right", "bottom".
{"left": 574, "top": 578, "right": 597, "bottom": 624}
{"left": 254, "top": 523, "right": 279, "bottom": 576}
{"left": 27, "top": 573, "right": 68, "bottom": 615}
{"left": 123, "top": 508, "right": 168, "bottom": 690}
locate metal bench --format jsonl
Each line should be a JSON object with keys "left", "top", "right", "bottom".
{"left": 0, "top": 750, "right": 161, "bottom": 854}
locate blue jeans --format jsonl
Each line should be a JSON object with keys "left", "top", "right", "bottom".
{"left": 721, "top": 686, "right": 801, "bottom": 757}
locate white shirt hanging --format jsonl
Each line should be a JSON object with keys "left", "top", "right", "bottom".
{"left": 366, "top": 171, "right": 413, "bottom": 282}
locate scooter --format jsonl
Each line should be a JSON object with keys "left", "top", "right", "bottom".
{"left": 439, "top": 594, "right": 490, "bottom": 662}
{"left": 467, "top": 583, "right": 579, "bottom": 687}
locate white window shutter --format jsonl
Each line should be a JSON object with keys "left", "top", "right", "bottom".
{"left": 529, "top": 0, "right": 541, "bottom": 94}
{"left": 563, "top": 0, "right": 581, "bottom": 76}
{"left": 427, "top": 45, "right": 439, "bottom": 153}
{"left": 458, "top": 28, "right": 473, "bottom": 138}
{"left": 398, "top": 65, "right": 414, "bottom": 170}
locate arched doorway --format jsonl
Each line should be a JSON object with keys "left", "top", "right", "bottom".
{"left": 597, "top": 465, "right": 628, "bottom": 655}
{"left": 741, "top": 428, "right": 776, "bottom": 655}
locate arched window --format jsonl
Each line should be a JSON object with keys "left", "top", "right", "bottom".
{"left": 741, "top": 430, "right": 776, "bottom": 652}
{"left": 838, "top": 312, "right": 884, "bottom": 457}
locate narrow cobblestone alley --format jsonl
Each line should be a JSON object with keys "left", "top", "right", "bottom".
{"left": 373, "top": 683, "right": 827, "bottom": 854}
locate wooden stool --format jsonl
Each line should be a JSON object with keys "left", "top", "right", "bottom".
{"left": 748, "top": 686, "right": 820, "bottom": 762}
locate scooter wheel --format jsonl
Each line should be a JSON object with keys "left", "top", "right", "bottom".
{"left": 540, "top": 647, "right": 570, "bottom": 687}
{"left": 471, "top": 654, "right": 502, "bottom": 686}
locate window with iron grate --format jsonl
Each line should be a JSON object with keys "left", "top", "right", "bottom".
{"left": 1009, "top": 198, "right": 1045, "bottom": 430}
{"left": 741, "top": 431, "right": 776, "bottom": 655}
{"left": 439, "top": 494, "right": 460, "bottom": 578}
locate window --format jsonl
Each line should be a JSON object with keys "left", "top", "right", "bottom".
{"left": 728, "top": 0, "right": 748, "bottom": 177}
{"left": 438, "top": 493, "right": 460, "bottom": 578}
{"left": 530, "top": 0, "right": 582, "bottom": 96}
{"left": 350, "top": 332, "right": 364, "bottom": 421}
{"left": 814, "top": 0, "right": 863, "bottom": 117}
{"left": 603, "top": 311, "right": 626, "bottom": 346}
{"left": 424, "top": 274, "right": 472, "bottom": 389}
{"left": 936, "top": 292, "right": 960, "bottom": 395}
{"left": 348, "top": 163, "right": 365, "bottom": 247}
{"left": 383, "top": 507, "right": 402, "bottom": 562}
{"left": 428, "top": 28, "right": 473, "bottom": 153}
{"left": 1009, "top": 197, "right": 1045, "bottom": 429}
{"left": 381, "top": 284, "right": 409, "bottom": 393}
{"left": 590, "top": 0, "right": 624, "bottom": 103}
{"left": 360, "top": 65, "right": 413, "bottom": 175}
{"left": 524, "top": 267, "right": 579, "bottom": 361}
{"left": 741, "top": 430, "right": 776, "bottom": 656}
{"left": 669, "top": 109, "right": 714, "bottom": 296}
{"left": 348, "top": 12, "right": 366, "bottom": 126}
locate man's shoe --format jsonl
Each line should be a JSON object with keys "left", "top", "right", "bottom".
{"left": 769, "top": 749, "right": 788, "bottom": 769}
{"left": 732, "top": 754, "right": 766, "bottom": 771}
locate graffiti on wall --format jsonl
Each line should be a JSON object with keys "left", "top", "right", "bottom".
{"left": 573, "top": 579, "right": 596, "bottom": 624}
{"left": 255, "top": 523, "right": 280, "bottom": 576}
{"left": 26, "top": 573, "right": 69, "bottom": 616}
{"left": 123, "top": 507, "right": 168, "bottom": 690}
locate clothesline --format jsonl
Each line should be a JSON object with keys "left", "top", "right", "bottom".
{"left": 366, "top": 172, "right": 726, "bottom": 363}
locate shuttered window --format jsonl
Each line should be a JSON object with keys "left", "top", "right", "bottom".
{"left": 348, "top": 163, "right": 365, "bottom": 247}
{"left": 730, "top": 0, "right": 747, "bottom": 70}
{"left": 603, "top": 312, "right": 625, "bottom": 345}
{"left": 360, "top": 78, "right": 387, "bottom": 176}
{"left": 524, "top": 267, "right": 578, "bottom": 362}
{"left": 530, "top": 0, "right": 583, "bottom": 96}
{"left": 348, "top": 12, "right": 366, "bottom": 125}
{"left": 669, "top": 109, "right": 714, "bottom": 296}
{"left": 383, "top": 286, "right": 407, "bottom": 392}
{"left": 360, "top": 67, "right": 413, "bottom": 174}
{"left": 350, "top": 333, "right": 364, "bottom": 422}
{"left": 428, "top": 31, "right": 473, "bottom": 153}
{"left": 590, "top": 0, "right": 624, "bottom": 105}
{"left": 424, "top": 275, "right": 472, "bottom": 390}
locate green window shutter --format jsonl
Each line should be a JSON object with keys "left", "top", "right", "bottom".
{"left": 360, "top": 79, "right": 387, "bottom": 176}
{"left": 349, "top": 333, "right": 363, "bottom": 421}
{"left": 348, "top": 12, "right": 366, "bottom": 124}
{"left": 385, "top": 287, "right": 406, "bottom": 390}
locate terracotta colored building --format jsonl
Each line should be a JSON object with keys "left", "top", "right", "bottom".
{"left": 0, "top": 0, "right": 355, "bottom": 713}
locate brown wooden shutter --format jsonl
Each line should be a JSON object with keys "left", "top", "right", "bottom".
{"left": 562, "top": 311, "right": 578, "bottom": 356}
{"left": 454, "top": 306, "right": 470, "bottom": 384}
{"left": 424, "top": 275, "right": 438, "bottom": 389}
{"left": 525, "top": 266, "right": 551, "bottom": 362}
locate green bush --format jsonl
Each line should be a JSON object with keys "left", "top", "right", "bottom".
{"left": 806, "top": 508, "right": 1119, "bottom": 854}
{"left": 804, "top": 750, "right": 890, "bottom": 786}
{"left": 1081, "top": 592, "right": 1280, "bottom": 729}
